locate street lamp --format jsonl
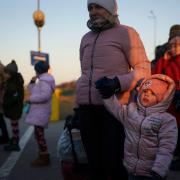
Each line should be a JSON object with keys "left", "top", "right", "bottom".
{"left": 148, "top": 10, "right": 157, "bottom": 52}
{"left": 33, "top": 0, "right": 45, "bottom": 52}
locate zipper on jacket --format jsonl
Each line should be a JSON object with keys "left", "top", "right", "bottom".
{"left": 88, "top": 33, "right": 100, "bottom": 104}
{"left": 134, "top": 108, "right": 147, "bottom": 174}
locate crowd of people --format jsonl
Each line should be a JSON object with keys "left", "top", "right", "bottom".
{"left": 0, "top": 60, "right": 24, "bottom": 151}
{"left": 0, "top": 0, "right": 180, "bottom": 179}
{"left": 0, "top": 60, "right": 55, "bottom": 167}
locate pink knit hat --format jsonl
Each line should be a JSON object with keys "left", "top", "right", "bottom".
{"left": 140, "top": 78, "right": 168, "bottom": 102}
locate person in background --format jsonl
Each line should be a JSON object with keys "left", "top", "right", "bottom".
{"left": 96, "top": 74, "right": 177, "bottom": 180}
{"left": 0, "top": 62, "right": 9, "bottom": 144}
{"left": 151, "top": 45, "right": 168, "bottom": 74}
{"left": 151, "top": 24, "right": 180, "bottom": 73}
{"left": 75, "top": 0, "right": 151, "bottom": 179}
{"left": 154, "top": 34, "right": 180, "bottom": 171}
{"left": 25, "top": 61, "right": 55, "bottom": 167}
{"left": 3, "top": 60, "right": 24, "bottom": 151}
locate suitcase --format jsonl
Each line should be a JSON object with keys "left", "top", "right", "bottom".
{"left": 61, "top": 160, "right": 89, "bottom": 180}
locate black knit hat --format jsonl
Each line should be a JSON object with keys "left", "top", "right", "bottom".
{"left": 34, "top": 61, "right": 49, "bottom": 74}
{"left": 169, "top": 24, "right": 180, "bottom": 41}
{"left": 5, "top": 60, "right": 18, "bottom": 74}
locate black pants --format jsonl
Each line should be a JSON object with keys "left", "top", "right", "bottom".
{"left": 78, "top": 105, "right": 128, "bottom": 180}
{"left": 0, "top": 113, "right": 9, "bottom": 141}
{"left": 174, "top": 127, "right": 180, "bottom": 157}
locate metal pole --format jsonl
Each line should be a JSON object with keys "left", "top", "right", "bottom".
{"left": 149, "top": 10, "right": 157, "bottom": 51}
{"left": 37, "top": 0, "right": 41, "bottom": 52}
{"left": 37, "top": 0, "right": 40, "bottom": 10}
{"left": 38, "top": 28, "right": 41, "bottom": 52}
{"left": 33, "top": 0, "right": 44, "bottom": 52}
{"left": 152, "top": 11, "right": 156, "bottom": 50}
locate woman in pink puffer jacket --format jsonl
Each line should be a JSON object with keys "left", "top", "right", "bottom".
{"left": 76, "top": 1, "right": 151, "bottom": 179}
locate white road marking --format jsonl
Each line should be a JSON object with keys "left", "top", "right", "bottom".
{"left": 0, "top": 126, "right": 34, "bottom": 179}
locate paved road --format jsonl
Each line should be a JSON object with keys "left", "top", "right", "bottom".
{"left": 0, "top": 114, "right": 180, "bottom": 180}
{"left": 0, "top": 114, "right": 64, "bottom": 180}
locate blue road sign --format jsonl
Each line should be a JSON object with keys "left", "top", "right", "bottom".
{"left": 30, "top": 51, "right": 49, "bottom": 65}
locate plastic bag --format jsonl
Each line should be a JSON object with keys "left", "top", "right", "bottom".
{"left": 23, "top": 102, "right": 30, "bottom": 114}
{"left": 57, "top": 128, "right": 87, "bottom": 164}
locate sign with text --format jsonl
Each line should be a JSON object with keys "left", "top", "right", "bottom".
{"left": 30, "top": 51, "right": 49, "bottom": 65}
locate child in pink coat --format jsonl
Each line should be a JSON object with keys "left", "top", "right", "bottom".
{"left": 25, "top": 61, "right": 55, "bottom": 167}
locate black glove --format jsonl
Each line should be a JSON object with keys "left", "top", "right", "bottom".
{"left": 30, "top": 76, "right": 37, "bottom": 84}
{"left": 95, "top": 76, "right": 121, "bottom": 99}
{"left": 150, "top": 171, "right": 162, "bottom": 180}
{"left": 174, "top": 90, "right": 180, "bottom": 111}
{"left": 64, "top": 108, "right": 80, "bottom": 130}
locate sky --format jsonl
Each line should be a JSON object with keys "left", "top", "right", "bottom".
{"left": 0, "top": 0, "right": 179, "bottom": 85}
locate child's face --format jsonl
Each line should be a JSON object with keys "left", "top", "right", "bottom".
{"left": 140, "top": 89, "right": 158, "bottom": 107}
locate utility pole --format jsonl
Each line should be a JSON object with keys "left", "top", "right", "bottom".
{"left": 148, "top": 10, "right": 157, "bottom": 52}
{"left": 33, "top": 0, "right": 45, "bottom": 52}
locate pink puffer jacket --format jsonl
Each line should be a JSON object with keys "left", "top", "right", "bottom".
{"left": 76, "top": 23, "right": 151, "bottom": 106}
{"left": 104, "top": 74, "right": 178, "bottom": 178}
{"left": 25, "top": 73, "right": 55, "bottom": 127}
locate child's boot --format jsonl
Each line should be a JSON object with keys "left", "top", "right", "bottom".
{"left": 0, "top": 136, "right": 9, "bottom": 144}
{"left": 4, "top": 138, "right": 20, "bottom": 151}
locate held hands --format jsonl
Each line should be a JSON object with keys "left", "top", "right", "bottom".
{"left": 95, "top": 76, "right": 121, "bottom": 99}
{"left": 30, "top": 76, "right": 37, "bottom": 84}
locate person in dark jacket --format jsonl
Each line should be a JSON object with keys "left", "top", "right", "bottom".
{"left": 0, "top": 62, "right": 9, "bottom": 144}
{"left": 3, "top": 60, "right": 24, "bottom": 151}
{"left": 151, "top": 44, "right": 169, "bottom": 74}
